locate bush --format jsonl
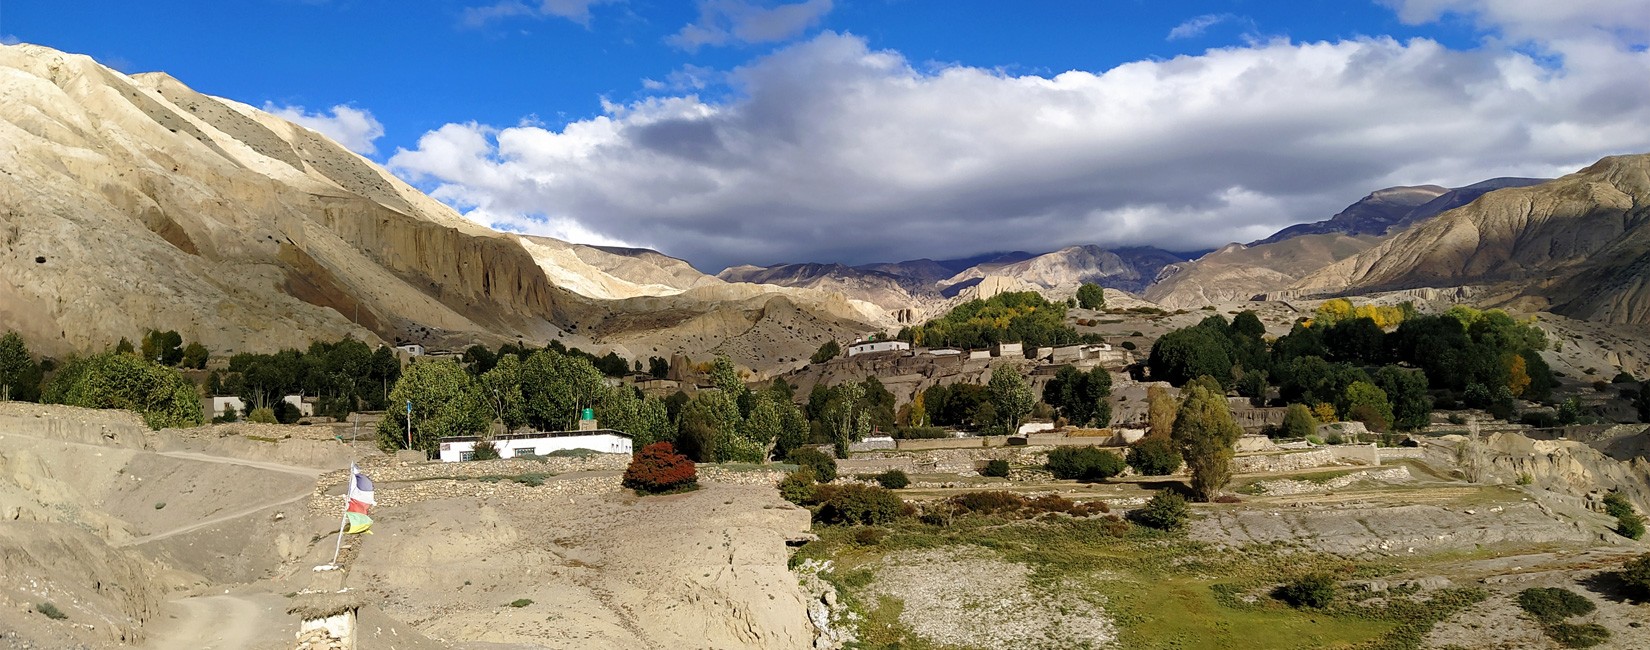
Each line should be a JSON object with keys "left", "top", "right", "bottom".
{"left": 1045, "top": 446, "right": 1126, "bottom": 482}
{"left": 1618, "top": 513, "right": 1646, "bottom": 540}
{"left": 471, "top": 440, "right": 501, "bottom": 461}
{"left": 1281, "top": 404, "right": 1318, "bottom": 439}
{"left": 508, "top": 598, "right": 533, "bottom": 608}
{"left": 1127, "top": 436, "right": 1182, "bottom": 476}
{"left": 981, "top": 459, "right": 1010, "bottom": 477}
{"left": 942, "top": 490, "right": 1108, "bottom": 519}
{"left": 1128, "top": 491, "right": 1189, "bottom": 531}
{"left": 1120, "top": 340, "right": 1137, "bottom": 350}
{"left": 248, "top": 407, "right": 277, "bottom": 424}
{"left": 1546, "top": 622, "right": 1610, "bottom": 648}
{"left": 814, "top": 484, "right": 908, "bottom": 525}
{"left": 787, "top": 448, "right": 837, "bottom": 483}
{"left": 34, "top": 602, "right": 66, "bottom": 620}
{"left": 1277, "top": 573, "right": 1337, "bottom": 609}
{"left": 853, "top": 527, "right": 887, "bottom": 546}
{"left": 778, "top": 469, "right": 817, "bottom": 505}
{"left": 1622, "top": 553, "right": 1650, "bottom": 599}
{"left": 1517, "top": 587, "right": 1596, "bottom": 624}
{"left": 1613, "top": 371, "right": 1637, "bottom": 383}
{"left": 1603, "top": 491, "right": 1634, "bottom": 519}
{"left": 622, "top": 442, "right": 698, "bottom": 494}
{"left": 875, "top": 469, "right": 910, "bottom": 489}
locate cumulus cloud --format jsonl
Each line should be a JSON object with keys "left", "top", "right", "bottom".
{"left": 668, "top": 0, "right": 833, "bottom": 51}
{"left": 1167, "top": 14, "right": 1235, "bottom": 40}
{"left": 1383, "top": 0, "right": 1650, "bottom": 45}
{"left": 265, "top": 103, "right": 385, "bottom": 155}
{"left": 390, "top": 16, "right": 1650, "bottom": 273}
{"left": 463, "top": 0, "right": 613, "bottom": 28}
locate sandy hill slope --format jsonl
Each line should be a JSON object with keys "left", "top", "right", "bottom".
{"left": 1146, "top": 178, "right": 1552, "bottom": 309}
{"left": 0, "top": 43, "right": 882, "bottom": 368}
{"left": 1290, "top": 153, "right": 1650, "bottom": 324}
{"left": 937, "top": 245, "right": 1189, "bottom": 297}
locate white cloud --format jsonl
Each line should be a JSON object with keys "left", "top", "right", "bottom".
{"left": 390, "top": 17, "right": 1650, "bottom": 272}
{"left": 1382, "top": 0, "right": 1650, "bottom": 45}
{"left": 264, "top": 103, "right": 385, "bottom": 155}
{"left": 0, "top": 35, "right": 21, "bottom": 46}
{"left": 462, "top": 0, "right": 613, "bottom": 28}
{"left": 667, "top": 0, "right": 833, "bottom": 51}
{"left": 1168, "top": 13, "right": 1234, "bottom": 40}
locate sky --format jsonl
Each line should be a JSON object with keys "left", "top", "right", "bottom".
{"left": 6, "top": 0, "right": 1650, "bottom": 272}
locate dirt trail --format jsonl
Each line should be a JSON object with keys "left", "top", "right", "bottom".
{"left": 139, "top": 592, "right": 295, "bottom": 650}
{"left": 117, "top": 490, "right": 313, "bottom": 547}
{"left": 153, "top": 449, "right": 327, "bottom": 477}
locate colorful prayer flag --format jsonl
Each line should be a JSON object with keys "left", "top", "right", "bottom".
{"left": 344, "top": 512, "right": 373, "bottom": 534}
{"left": 344, "top": 464, "right": 375, "bottom": 534}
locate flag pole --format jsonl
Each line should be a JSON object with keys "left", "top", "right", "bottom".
{"left": 328, "top": 492, "right": 349, "bottom": 566}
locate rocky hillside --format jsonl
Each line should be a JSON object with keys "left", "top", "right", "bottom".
{"left": 1146, "top": 177, "right": 1551, "bottom": 308}
{"left": 0, "top": 43, "right": 881, "bottom": 369}
{"left": 1290, "top": 154, "right": 1650, "bottom": 324}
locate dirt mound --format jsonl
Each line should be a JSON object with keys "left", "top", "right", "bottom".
{"left": 349, "top": 479, "right": 814, "bottom": 649}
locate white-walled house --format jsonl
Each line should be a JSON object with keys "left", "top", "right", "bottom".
{"left": 207, "top": 396, "right": 245, "bottom": 418}
{"left": 282, "top": 394, "right": 314, "bottom": 417}
{"left": 437, "top": 430, "right": 634, "bottom": 462}
{"left": 847, "top": 340, "right": 911, "bottom": 357}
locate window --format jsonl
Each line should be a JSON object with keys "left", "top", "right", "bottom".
{"left": 460, "top": 451, "right": 475, "bottom": 461}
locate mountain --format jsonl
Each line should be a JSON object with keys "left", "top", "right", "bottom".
{"left": 1289, "top": 154, "right": 1650, "bottom": 324}
{"left": 0, "top": 43, "right": 878, "bottom": 370}
{"left": 1146, "top": 177, "right": 1552, "bottom": 308}
{"left": 721, "top": 246, "right": 1190, "bottom": 314}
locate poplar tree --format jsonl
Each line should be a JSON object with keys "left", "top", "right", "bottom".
{"left": 1172, "top": 376, "right": 1243, "bottom": 501}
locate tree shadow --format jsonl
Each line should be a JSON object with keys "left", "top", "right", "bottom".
{"left": 1579, "top": 571, "right": 1648, "bottom": 606}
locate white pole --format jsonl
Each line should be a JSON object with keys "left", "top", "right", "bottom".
{"left": 328, "top": 493, "right": 349, "bottom": 566}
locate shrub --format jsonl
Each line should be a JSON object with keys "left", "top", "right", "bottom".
{"left": 1127, "top": 436, "right": 1182, "bottom": 476}
{"left": 981, "top": 459, "right": 1011, "bottom": 478}
{"left": 815, "top": 484, "right": 908, "bottom": 525}
{"left": 1045, "top": 446, "right": 1126, "bottom": 482}
{"left": 622, "top": 442, "right": 698, "bottom": 494}
{"left": 1517, "top": 587, "right": 1596, "bottom": 624}
{"left": 942, "top": 490, "right": 1107, "bottom": 519}
{"left": 35, "top": 602, "right": 66, "bottom": 620}
{"left": 1603, "top": 491, "right": 1634, "bottom": 519}
{"left": 778, "top": 469, "right": 817, "bottom": 505}
{"left": 153, "top": 502, "right": 165, "bottom": 510}
{"left": 1546, "top": 622, "right": 1610, "bottom": 648}
{"left": 1622, "top": 553, "right": 1650, "bottom": 599}
{"left": 1517, "top": 473, "right": 1534, "bottom": 486}
{"left": 471, "top": 440, "right": 501, "bottom": 461}
{"left": 248, "top": 407, "right": 278, "bottom": 424}
{"left": 853, "top": 527, "right": 887, "bottom": 546}
{"left": 1128, "top": 491, "right": 1189, "bottom": 531}
{"left": 1618, "top": 513, "right": 1646, "bottom": 540}
{"left": 1281, "top": 404, "right": 1318, "bottom": 439}
{"left": 1277, "top": 573, "right": 1337, "bottom": 609}
{"left": 1121, "top": 341, "right": 1137, "bottom": 351}
{"left": 875, "top": 469, "right": 910, "bottom": 489}
{"left": 787, "top": 448, "right": 837, "bottom": 483}
{"left": 508, "top": 598, "right": 533, "bottom": 608}
{"left": 948, "top": 490, "right": 1026, "bottom": 515}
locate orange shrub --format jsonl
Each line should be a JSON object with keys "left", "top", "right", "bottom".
{"left": 622, "top": 442, "right": 698, "bottom": 494}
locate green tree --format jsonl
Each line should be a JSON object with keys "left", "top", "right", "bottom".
{"left": 1045, "top": 446, "right": 1125, "bottom": 481}
{"left": 43, "top": 353, "right": 203, "bottom": 429}
{"left": 1127, "top": 436, "right": 1182, "bottom": 476}
{"left": 988, "top": 367, "right": 1035, "bottom": 435}
{"left": 477, "top": 354, "right": 527, "bottom": 431}
{"left": 1147, "top": 385, "right": 1177, "bottom": 439}
{"left": 1148, "top": 326, "right": 1235, "bottom": 387}
{"left": 1338, "top": 381, "right": 1394, "bottom": 430}
{"left": 1043, "top": 365, "right": 1113, "bottom": 427}
{"left": 1076, "top": 283, "right": 1106, "bottom": 310}
{"left": 140, "top": 330, "right": 185, "bottom": 366}
{"left": 1281, "top": 403, "right": 1318, "bottom": 439}
{"left": 377, "top": 360, "right": 488, "bottom": 453}
{"left": 1374, "top": 366, "right": 1432, "bottom": 431}
{"left": 825, "top": 381, "right": 870, "bottom": 458}
{"left": 519, "top": 350, "right": 608, "bottom": 431}
{"left": 648, "top": 356, "right": 670, "bottom": 379}
{"left": 811, "top": 340, "right": 841, "bottom": 364}
{"left": 180, "top": 342, "right": 209, "bottom": 370}
{"left": 1172, "top": 378, "right": 1244, "bottom": 501}
{"left": 0, "top": 331, "right": 43, "bottom": 402}
{"left": 114, "top": 337, "right": 135, "bottom": 355}
{"left": 1230, "top": 311, "right": 1266, "bottom": 340}
{"left": 632, "top": 396, "right": 674, "bottom": 448}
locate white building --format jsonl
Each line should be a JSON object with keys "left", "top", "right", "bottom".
{"left": 993, "top": 342, "right": 1024, "bottom": 358}
{"left": 282, "top": 394, "right": 315, "bottom": 417}
{"left": 926, "top": 348, "right": 963, "bottom": 356}
{"left": 395, "top": 344, "right": 425, "bottom": 357}
{"left": 437, "top": 429, "right": 634, "bottom": 462}
{"left": 847, "top": 340, "right": 911, "bottom": 357}
{"left": 206, "top": 396, "right": 245, "bottom": 419}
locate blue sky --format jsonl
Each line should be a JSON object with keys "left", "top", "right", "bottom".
{"left": 6, "top": 1, "right": 1650, "bottom": 270}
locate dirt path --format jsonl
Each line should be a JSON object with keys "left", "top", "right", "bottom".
{"left": 153, "top": 449, "right": 326, "bottom": 477}
{"left": 139, "top": 593, "right": 295, "bottom": 650}
{"left": 117, "top": 490, "right": 312, "bottom": 547}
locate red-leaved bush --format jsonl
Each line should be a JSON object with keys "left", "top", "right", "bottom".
{"left": 623, "top": 442, "right": 698, "bottom": 494}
